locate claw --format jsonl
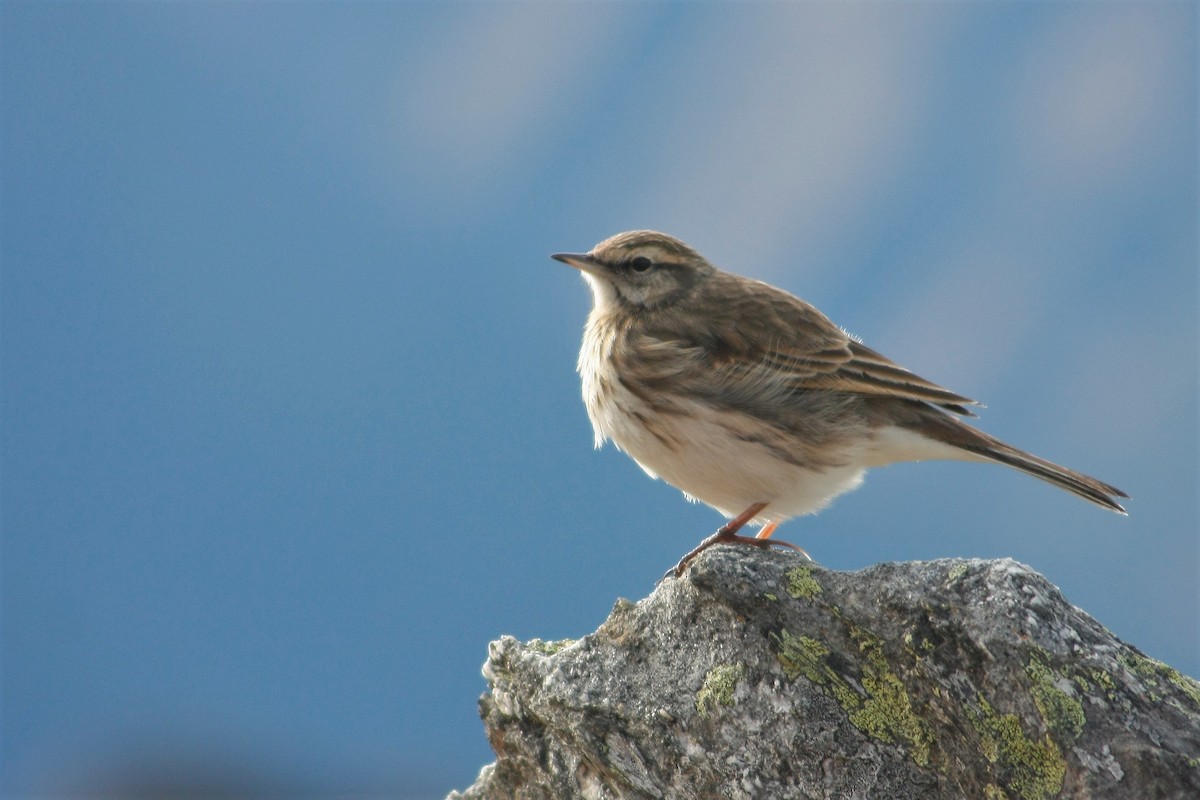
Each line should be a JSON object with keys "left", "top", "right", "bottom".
{"left": 660, "top": 502, "right": 809, "bottom": 580}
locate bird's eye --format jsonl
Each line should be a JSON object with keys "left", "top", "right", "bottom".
{"left": 629, "top": 256, "right": 653, "bottom": 273}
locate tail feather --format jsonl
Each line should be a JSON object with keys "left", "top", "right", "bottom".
{"left": 970, "top": 442, "right": 1128, "bottom": 514}
{"left": 903, "top": 409, "right": 1128, "bottom": 514}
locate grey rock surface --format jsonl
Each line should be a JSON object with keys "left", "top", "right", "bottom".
{"left": 449, "top": 549, "right": 1200, "bottom": 800}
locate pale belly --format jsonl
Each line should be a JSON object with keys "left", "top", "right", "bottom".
{"left": 587, "top": 383, "right": 868, "bottom": 524}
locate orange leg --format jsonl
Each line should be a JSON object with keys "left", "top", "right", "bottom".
{"left": 718, "top": 502, "right": 769, "bottom": 537}
{"left": 664, "top": 503, "right": 804, "bottom": 580}
{"left": 756, "top": 520, "right": 812, "bottom": 559}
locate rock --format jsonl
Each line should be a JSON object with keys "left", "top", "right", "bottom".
{"left": 448, "top": 549, "right": 1200, "bottom": 800}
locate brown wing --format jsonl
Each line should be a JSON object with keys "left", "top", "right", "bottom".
{"left": 788, "top": 340, "right": 979, "bottom": 416}
{"left": 632, "top": 271, "right": 979, "bottom": 416}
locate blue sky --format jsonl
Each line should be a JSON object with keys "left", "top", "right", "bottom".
{"left": 2, "top": 2, "right": 1195, "bottom": 797}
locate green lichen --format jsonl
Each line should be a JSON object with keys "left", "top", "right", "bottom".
{"left": 774, "top": 630, "right": 862, "bottom": 709}
{"left": 763, "top": 592, "right": 778, "bottom": 602}
{"left": 1121, "top": 661, "right": 1163, "bottom": 701}
{"left": 1118, "top": 650, "right": 1200, "bottom": 709}
{"left": 1163, "top": 666, "right": 1200, "bottom": 707}
{"left": 904, "top": 629, "right": 935, "bottom": 655}
{"left": 1025, "top": 654, "right": 1085, "bottom": 743}
{"left": 528, "top": 638, "right": 576, "bottom": 655}
{"left": 846, "top": 626, "right": 933, "bottom": 767}
{"left": 785, "top": 564, "right": 823, "bottom": 600}
{"left": 1088, "top": 668, "right": 1118, "bottom": 700}
{"left": 948, "top": 563, "right": 970, "bottom": 581}
{"left": 983, "top": 785, "right": 1011, "bottom": 800}
{"left": 968, "top": 694, "right": 1066, "bottom": 800}
{"left": 773, "top": 627, "right": 932, "bottom": 768}
{"left": 775, "top": 630, "right": 833, "bottom": 683}
{"left": 696, "top": 662, "right": 745, "bottom": 718}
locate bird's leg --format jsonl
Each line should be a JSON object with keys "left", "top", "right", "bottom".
{"left": 665, "top": 503, "right": 806, "bottom": 579}
{"left": 755, "top": 520, "right": 812, "bottom": 560}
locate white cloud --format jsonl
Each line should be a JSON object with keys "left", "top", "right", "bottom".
{"left": 1012, "top": 6, "right": 1180, "bottom": 187}
{"left": 629, "top": 6, "right": 959, "bottom": 283}
{"left": 873, "top": 240, "right": 1051, "bottom": 400}
{"left": 866, "top": 4, "right": 1192, "bottom": 406}
{"left": 388, "top": 5, "right": 637, "bottom": 186}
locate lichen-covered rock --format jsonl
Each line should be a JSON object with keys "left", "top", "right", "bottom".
{"left": 448, "top": 550, "right": 1200, "bottom": 800}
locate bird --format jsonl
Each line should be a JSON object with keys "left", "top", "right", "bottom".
{"left": 551, "top": 231, "right": 1129, "bottom": 577}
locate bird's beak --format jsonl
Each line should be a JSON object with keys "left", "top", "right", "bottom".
{"left": 551, "top": 251, "right": 604, "bottom": 276}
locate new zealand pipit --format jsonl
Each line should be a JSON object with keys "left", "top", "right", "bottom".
{"left": 552, "top": 231, "right": 1127, "bottom": 577}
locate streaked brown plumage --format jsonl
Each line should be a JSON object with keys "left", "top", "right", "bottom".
{"left": 552, "top": 230, "right": 1127, "bottom": 575}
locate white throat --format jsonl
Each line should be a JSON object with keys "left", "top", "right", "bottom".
{"left": 583, "top": 273, "right": 621, "bottom": 312}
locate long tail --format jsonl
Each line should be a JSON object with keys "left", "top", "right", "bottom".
{"left": 905, "top": 410, "right": 1129, "bottom": 514}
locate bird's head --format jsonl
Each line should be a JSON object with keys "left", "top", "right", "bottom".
{"left": 552, "top": 230, "right": 714, "bottom": 312}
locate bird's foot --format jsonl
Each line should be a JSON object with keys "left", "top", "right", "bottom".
{"left": 662, "top": 503, "right": 811, "bottom": 578}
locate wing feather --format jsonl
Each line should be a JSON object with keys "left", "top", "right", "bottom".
{"left": 627, "top": 273, "right": 979, "bottom": 416}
